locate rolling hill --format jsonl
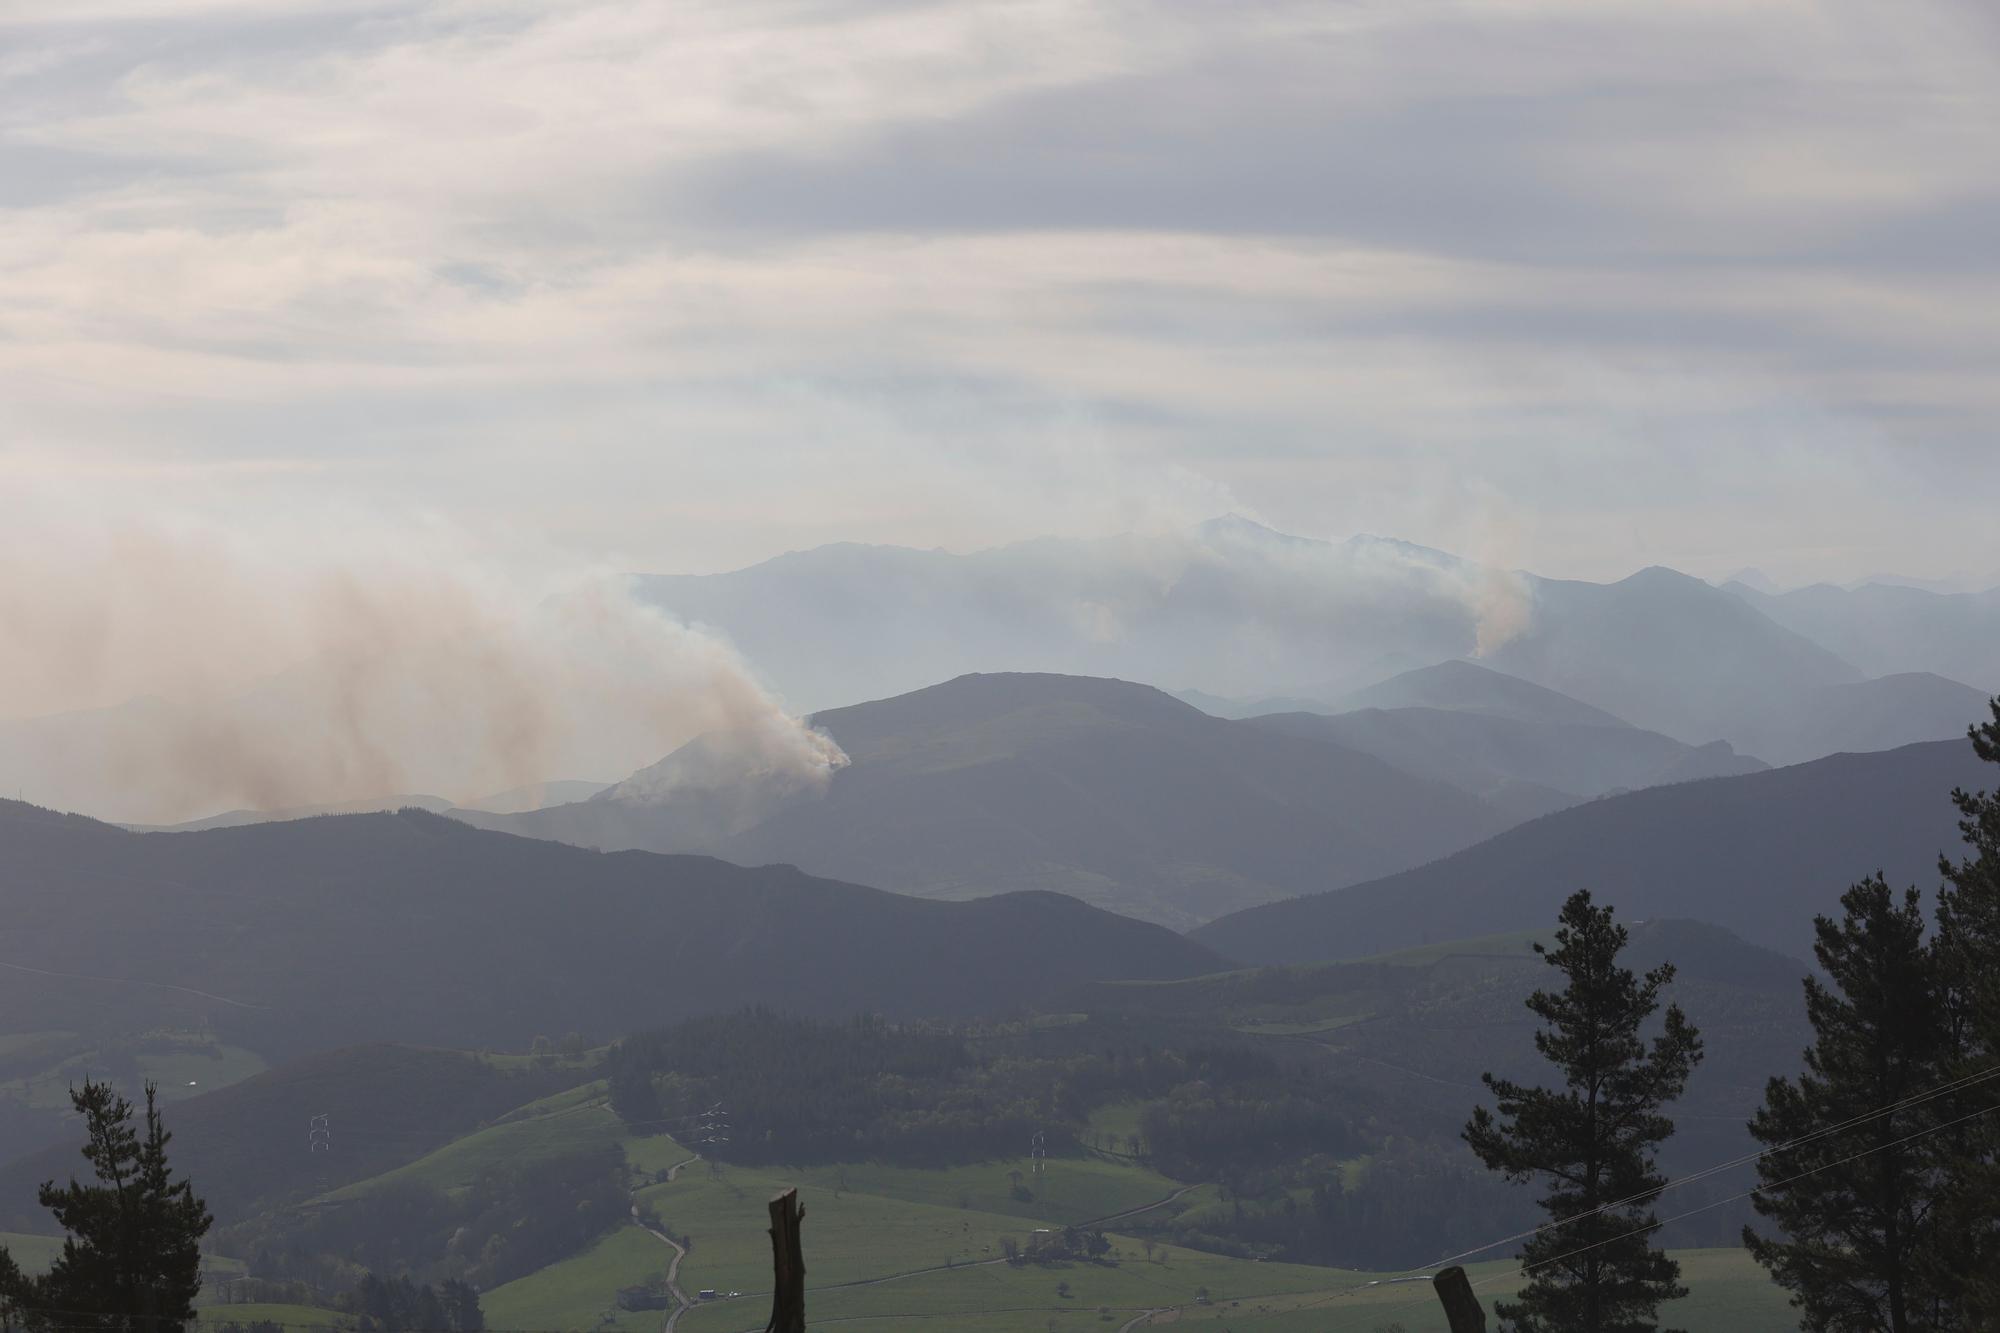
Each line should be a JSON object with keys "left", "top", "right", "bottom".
{"left": 0, "top": 800, "right": 1224, "bottom": 1057}
{"left": 0, "top": 1044, "right": 576, "bottom": 1230}
{"left": 488, "top": 673, "right": 1520, "bottom": 928}
{"left": 1192, "top": 735, "right": 1994, "bottom": 965}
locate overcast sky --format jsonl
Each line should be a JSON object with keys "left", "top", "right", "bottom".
{"left": 3, "top": 0, "right": 1997, "bottom": 586}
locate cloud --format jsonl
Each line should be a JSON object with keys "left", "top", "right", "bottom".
{"left": 0, "top": 0, "right": 1996, "bottom": 587}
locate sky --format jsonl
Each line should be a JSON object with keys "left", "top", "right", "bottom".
{"left": 3, "top": 0, "right": 1998, "bottom": 588}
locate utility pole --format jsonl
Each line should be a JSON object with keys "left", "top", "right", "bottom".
{"left": 308, "top": 1113, "right": 330, "bottom": 1198}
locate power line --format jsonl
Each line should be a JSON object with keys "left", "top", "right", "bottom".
{"left": 1425, "top": 1059, "right": 2000, "bottom": 1274}
{"left": 1322, "top": 1096, "right": 2000, "bottom": 1332}
{"left": 1222, "top": 1061, "right": 2000, "bottom": 1327}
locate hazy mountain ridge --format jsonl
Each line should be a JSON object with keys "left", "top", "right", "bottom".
{"left": 1326, "top": 658, "right": 1635, "bottom": 728}
{"left": 1251, "top": 705, "right": 1766, "bottom": 823}
{"left": 632, "top": 519, "right": 1507, "bottom": 714}
{"left": 482, "top": 673, "right": 1519, "bottom": 929}
{"left": 0, "top": 799, "right": 1224, "bottom": 1057}
{"left": 1192, "top": 736, "right": 1992, "bottom": 964}
{"left": 635, "top": 520, "right": 1983, "bottom": 764}
{"left": 1482, "top": 566, "right": 1863, "bottom": 745}
{"left": 1725, "top": 579, "right": 2000, "bottom": 691}
{"left": 7, "top": 520, "right": 1987, "bottom": 832}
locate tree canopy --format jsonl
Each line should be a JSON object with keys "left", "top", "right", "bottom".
{"left": 1465, "top": 889, "right": 1703, "bottom": 1333}
{"left": 0, "top": 1080, "right": 212, "bottom": 1333}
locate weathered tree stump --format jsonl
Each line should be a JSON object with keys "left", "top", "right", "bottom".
{"left": 764, "top": 1188, "right": 806, "bottom": 1333}
{"left": 1433, "top": 1265, "right": 1486, "bottom": 1332}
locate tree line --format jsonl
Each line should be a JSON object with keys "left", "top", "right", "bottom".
{"left": 1464, "top": 699, "right": 2000, "bottom": 1332}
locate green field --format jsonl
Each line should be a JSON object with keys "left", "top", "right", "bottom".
{"left": 672, "top": 1243, "right": 1787, "bottom": 1333}
{"left": 194, "top": 1303, "right": 347, "bottom": 1328}
{"left": 483, "top": 1224, "right": 675, "bottom": 1333}
{"left": 1084, "top": 1100, "right": 1152, "bottom": 1148}
{"left": 326, "top": 1089, "right": 627, "bottom": 1200}
{"left": 479, "top": 1145, "right": 1796, "bottom": 1333}
{"left": 783, "top": 1155, "right": 1184, "bottom": 1225}
{"left": 0, "top": 1032, "right": 267, "bottom": 1109}
{"left": 138, "top": 1043, "right": 270, "bottom": 1098}
{"left": 0, "top": 1031, "right": 75, "bottom": 1057}
{"left": 641, "top": 1164, "right": 1035, "bottom": 1297}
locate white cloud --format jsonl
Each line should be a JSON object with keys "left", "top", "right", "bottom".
{"left": 0, "top": 0, "right": 1995, "bottom": 587}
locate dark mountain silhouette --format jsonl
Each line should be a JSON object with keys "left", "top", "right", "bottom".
{"left": 0, "top": 800, "right": 1224, "bottom": 1057}
{"left": 1192, "top": 736, "right": 1993, "bottom": 965}
{"left": 488, "top": 673, "right": 1519, "bottom": 929}
{"left": 1251, "top": 707, "right": 1766, "bottom": 822}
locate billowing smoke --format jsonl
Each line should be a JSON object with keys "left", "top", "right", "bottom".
{"left": 0, "top": 497, "right": 845, "bottom": 824}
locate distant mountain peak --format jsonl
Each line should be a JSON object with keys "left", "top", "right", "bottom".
{"left": 1614, "top": 564, "right": 1709, "bottom": 592}
{"left": 1721, "top": 567, "right": 1783, "bottom": 594}
{"left": 1331, "top": 658, "right": 1633, "bottom": 730}
{"left": 1193, "top": 513, "right": 1323, "bottom": 548}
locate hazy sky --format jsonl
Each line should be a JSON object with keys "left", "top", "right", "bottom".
{"left": 4, "top": 0, "right": 1998, "bottom": 586}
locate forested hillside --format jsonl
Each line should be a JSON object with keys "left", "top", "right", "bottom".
{"left": 490, "top": 673, "right": 1518, "bottom": 927}
{"left": 0, "top": 801, "right": 1222, "bottom": 1057}
{"left": 1195, "top": 737, "right": 1990, "bottom": 963}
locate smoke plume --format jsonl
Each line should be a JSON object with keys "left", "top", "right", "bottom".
{"left": 0, "top": 498, "right": 845, "bottom": 824}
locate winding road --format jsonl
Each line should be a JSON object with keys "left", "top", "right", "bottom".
{"left": 631, "top": 1156, "right": 702, "bottom": 1333}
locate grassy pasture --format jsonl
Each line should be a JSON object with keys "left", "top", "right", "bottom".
{"left": 783, "top": 1155, "right": 1183, "bottom": 1226}
{"left": 325, "top": 1094, "right": 626, "bottom": 1200}
{"left": 193, "top": 1303, "right": 348, "bottom": 1328}
{"left": 482, "top": 1224, "right": 674, "bottom": 1333}
{"left": 674, "top": 1243, "right": 1789, "bottom": 1333}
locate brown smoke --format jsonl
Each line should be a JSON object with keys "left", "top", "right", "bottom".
{"left": 0, "top": 503, "right": 844, "bottom": 823}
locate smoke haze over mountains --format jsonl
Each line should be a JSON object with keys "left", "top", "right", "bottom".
{"left": 0, "top": 492, "right": 843, "bottom": 823}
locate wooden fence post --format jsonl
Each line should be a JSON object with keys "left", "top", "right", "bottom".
{"left": 1432, "top": 1265, "right": 1486, "bottom": 1332}
{"left": 764, "top": 1187, "right": 806, "bottom": 1333}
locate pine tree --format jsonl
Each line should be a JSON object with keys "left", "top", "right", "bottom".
{"left": 1743, "top": 876, "right": 1954, "bottom": 1332}
{"left": 1932, "top": 697, "right": 2000, "bottom": 1324}
{"left": 7, "top": 1079, "right": 213, "bottom": 1332}
{"left": 1464, "top": 889, "right": 1703, "bottom": 1333}
{"left": 0, "top": 1245, "right": 25, "bottom": 1325}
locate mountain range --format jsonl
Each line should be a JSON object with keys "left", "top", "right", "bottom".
{"left": 470, "top": 672, "right": 1519, "bottom": 929}
{"left": 1192, "top": 736, "right": 1992, "bottom": 964}
{"left": 1250, "top": 705, "right": 1765, "bottom": 822}
{"left": 0, "top": 800, "right": 1221, "bottom": 1057}
{"left": 4, "top": 517, "right": 1989, "bottom": 831}
{"left": 1725, "top": 579, "right": 2000, "bottom": 691}
{"left": 634, "top": 517, "right": 1993, "bottom": 762}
